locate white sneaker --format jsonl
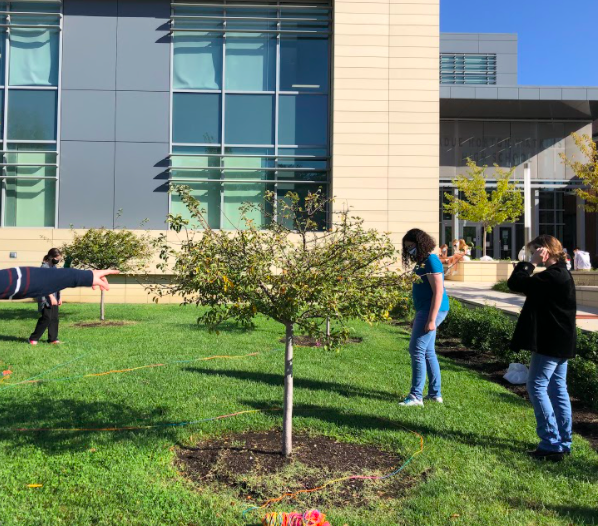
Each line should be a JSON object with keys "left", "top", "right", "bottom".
{"left": 424, "top": 395, "right": 443, "bottom": 403}
{"left": 399, "top": 395, "right": 424, "bottom": 407}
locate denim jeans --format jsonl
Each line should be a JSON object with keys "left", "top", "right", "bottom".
{"left": 527, "top": 352, "right": 572, "bottom": 453}
{"left": 408, "top": 310, "right": 448, "bottom": 400}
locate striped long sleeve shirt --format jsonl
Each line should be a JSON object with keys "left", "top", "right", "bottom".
{"left": 0, "top": 267, "right": 93, "bottom": 301}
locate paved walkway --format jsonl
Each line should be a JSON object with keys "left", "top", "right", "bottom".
{"left": 445, "top": 281, "right": 598, "bottom": 333}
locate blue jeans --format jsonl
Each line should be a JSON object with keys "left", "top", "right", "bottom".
{"left": 527, "top": 353, "right": 572, "bottom": 453}
{"left": 408, "top": 310, "right": 448, "bottom": 400}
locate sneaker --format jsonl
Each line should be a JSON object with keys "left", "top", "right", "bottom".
{"left": 28, "top": 340, "right": 38, "bottom": 346}
{"left": 399, "top": 395, "right": 424, "bottom": 407}
{"left": 424, "top": 395, "right": 444, "bottom": 404}
{"left": 527, "top": 448, "right": 564, "bottom": 462}
{"left": 49, "top": 340, "right": 62, "bottom": 345}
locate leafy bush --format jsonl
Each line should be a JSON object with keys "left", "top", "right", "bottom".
{"left": 491, "top": 280, "right": 511, "bottom": 294}
{"left": 435, "top": 298, "right": 598, "bottom": 410}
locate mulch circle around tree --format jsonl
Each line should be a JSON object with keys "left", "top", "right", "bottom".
{"left": 73, "top": 321, "right": 137, "bottom": 328}
{"left": 435, "top": 337, "right": 598, "bottom": 452}
{"left": 177, "top": 430, "right": 423, "bottom": 510}
{"left": 279, "top": 336, "right": 363, "bottom": 347}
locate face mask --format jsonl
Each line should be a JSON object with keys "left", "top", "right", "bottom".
{"left": 51, "top": 258, "right": 60, "bottom": 265}
{"left": 408, "top": 246, "right": 417, "bottom": 259}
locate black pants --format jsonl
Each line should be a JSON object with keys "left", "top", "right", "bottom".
{"left": 30, "top": 305, "right": 59, "bottom": 342}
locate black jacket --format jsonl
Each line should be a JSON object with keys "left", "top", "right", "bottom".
{"left": 508, "top": 261, "right": 576, "bottom": 358}
{"left": 0, "top": 267, "right": 93, "bottom": 301}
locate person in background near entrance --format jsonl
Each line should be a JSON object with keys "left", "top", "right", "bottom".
{"left": 562, "top": 248, "right": 572, "bottom": 271}
{"left": 459, "top": 239, "right": 471, "bottom": 261}
{"left": 29, "top": 248, "right": 63, "bottom": 346}
{"left": 400, "top": 229, "right": 450, "bottom": 407}
{"left": 452, "top": 239, "right": 460, "bottom": 256}
{"left": 573, "top": 248, "right": 592, "bottom": 270}
{"left": 439, "top": 244, "right": 449, "bottom": 262}
{"left": 507, "top": 235, "right": 576, "bottom": 462}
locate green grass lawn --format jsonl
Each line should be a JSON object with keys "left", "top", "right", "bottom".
{"left": 0, "top": 302, "right": 597, "bottom": 526}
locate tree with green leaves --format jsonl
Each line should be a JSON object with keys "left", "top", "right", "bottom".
{"left": 154, "top": 186, "right": 412, "bottom": 457}
{"left": 62, "top": 228, "right": 152, "bottom": 320}
{"left": 443, "top": 159, "right": 524, "bottom": 258}
{"left": 560, "top": 133, "right": 598, "bottom": 211}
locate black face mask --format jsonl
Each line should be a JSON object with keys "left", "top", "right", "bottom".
{"left": 51, "top": 258, "right": 60, "bottom": 265}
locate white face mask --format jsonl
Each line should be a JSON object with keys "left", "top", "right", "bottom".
{"left": 408, "top": 246, "right": 417, "bottom": 258}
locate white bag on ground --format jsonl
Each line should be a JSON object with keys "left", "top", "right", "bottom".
{"left": 503, "top": 363, "right": 529, "bottom": 385}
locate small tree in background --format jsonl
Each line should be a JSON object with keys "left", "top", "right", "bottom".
{"left": 155, "top": 186, "right": 412, "bottom": 457}
{"left": 560, "top": 133, "right": 598, "bottom": 211}
{"left": 62, "top": 228, "right": 152, "bottom": 320}
{"left": 443, "top": 159, "right": 523, "bottom": 258}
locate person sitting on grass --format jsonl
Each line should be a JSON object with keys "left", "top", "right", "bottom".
{"left": 0, "top": 267, "right": 118, "bottom": 302}
{"left": 508, "top": 235, "right": 576, "bottom": 462}
{"left": 400, "top": 228, "right": 450, "bottom": 407}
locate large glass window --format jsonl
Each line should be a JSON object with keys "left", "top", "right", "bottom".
{"left": 0, "top": 2, "right": 61, "bottom": 227}
{"left": 170, "top": 1, "right": 331, "bottom": 230}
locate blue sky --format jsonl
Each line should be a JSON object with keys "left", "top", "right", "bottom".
{"left": 441, "top": 0, "right": 598, "bottom": 86}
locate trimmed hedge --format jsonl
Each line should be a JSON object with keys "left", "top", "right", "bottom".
{"left": 437, "top": 298, "right": 598, "bottom": 410}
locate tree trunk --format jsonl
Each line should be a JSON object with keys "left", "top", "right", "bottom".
{"left": 325, "top": 317, "right": 330, "bottom": 340}
{"left": 100, "top": 290, "right": 105, "bottom": 321}
{"left": 482, "top": 227, "right": 487, "bottom": 258}
{"left": 282, "top": 322, "right": 294, "bottom": 457}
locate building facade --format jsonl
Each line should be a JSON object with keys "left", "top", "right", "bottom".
{"left": 0, "top": 2, "right": 596, "bottom": 278}
{"left": 440, "top": 33, "right": 598, "bottom": 259}
{"left": 0, "top": 0, "right": 440, "bottom": 272}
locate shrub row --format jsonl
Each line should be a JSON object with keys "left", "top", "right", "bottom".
{"left": 397, "top": 297, "right": 598, "bottom": 410}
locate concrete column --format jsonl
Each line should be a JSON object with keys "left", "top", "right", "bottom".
{"left": 451, "top": 188, "right": 459, "bottom": 249}
{"left": 577, "top": 194, "right": 586, "bottom": 249}
{"left": 533, "top": 189, "right": 540, "bottom": 237}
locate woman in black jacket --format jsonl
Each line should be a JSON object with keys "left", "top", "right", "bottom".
{"left": 508, "top": 235, "right": 576, "bottom": 462}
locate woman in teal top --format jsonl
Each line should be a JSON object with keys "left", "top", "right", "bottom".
{"left": 400, "top": 229, "right": 450, "bottom": 407}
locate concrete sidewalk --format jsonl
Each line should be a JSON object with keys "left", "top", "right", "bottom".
{"left": 445, "top": 281, "right": 598, "bottom": 333}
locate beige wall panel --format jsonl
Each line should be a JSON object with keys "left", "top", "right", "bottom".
{"left": 333, "top": 166, "right": 389, "bottom": 178}
{"left": 332, "top": 0, "right": 439, "bottom": 245}
{"left": 335, "top": 188, "right": 389, "bottom": 200}
{"left": 333, "top": 133, "right": 390, "bottom": 145}
{"left": 335, "top": 13, "right": 390, "bottom": 25}
{"left": 334, "top": 68, "right": 389, "bottom": 79}
{"left": 334, "top": 89, "right": 389, "bottom": 101}
{"left": 335, "top": 35, "right": 390, "bottom": 47}
{"left": 389, "top": 79, "right": 438, "bottom": 91}
{"left": 389, "top": 3, "right": 439, "bottom": 15}
{"left": 334, "top": 56, "right": 389, "bottom": 69}
{"left": 388, "top": 166, "right": 439, "bottom": 179}
{"left": 388, "top": 112, "right": 438, "bottom": 124}
{"left": 335, "top": 24, "right": 390, "bottom": 36}
{"left": 335, "top": 46, "right": 390, "bottom": 58}
{"left": 388, "top": 25, "right": 438, "bottom": 36}
{"left": 335, "top": 3, "right": 390, "bottom": 15}
{"left": 334, "top": 123, "right": 390, "bottom": 136}
{"left": 389, "top": 155, "right": 438, "bottom": 167}
{"left": 388, "top": 177, "right": 440, "bottom": 189}
{"left": 389, "top": 14, "right": 438, "bottom": 26}
{"left": 389, "top": 188, "right": 441, "bottom": 200}
{"left": 389, "top": 133, "right": 438, "bottom": 145}
{"left": 389, "top": 122, "right": 438, "bottom": 134}
{"left": 333, "top": 144, "right": 389, "bottom": 156}
{"left": 334, "top": 111, "right": 390, "bottom": 123}
{"left": 388, "top": 101, "right": 438, "bottom": 113}
{"left": 333, "top": 177, "right": 389, "bottom": 190}
{"left": 389, "top": 47, "right": 439, "bottom": 58}
{"left": 334, "top": 156, "right": 389, "bottom": 167}
{"left": 334, "top": 78, "right": 389, "bottom": 90}
{"left": 0, "top": 228, "right": 52, "bottom": 240}
{"left": 334, "top": 100, "right": 389, "bottom": 112}
{"left": 389, "top": 57, "right": 438, "bottom": 69}
{"left": 389, "top": 35, "right": 438, "bottom": 48}
{"left": 385, "top": 88, "right": 438, "bottom": 101}
{"left": 389, "top": 144, "right": 438, "bottom": 156}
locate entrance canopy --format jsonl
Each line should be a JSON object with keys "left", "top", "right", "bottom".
{"left": 441, "top": 86, "right": 598, "bottom": 121}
